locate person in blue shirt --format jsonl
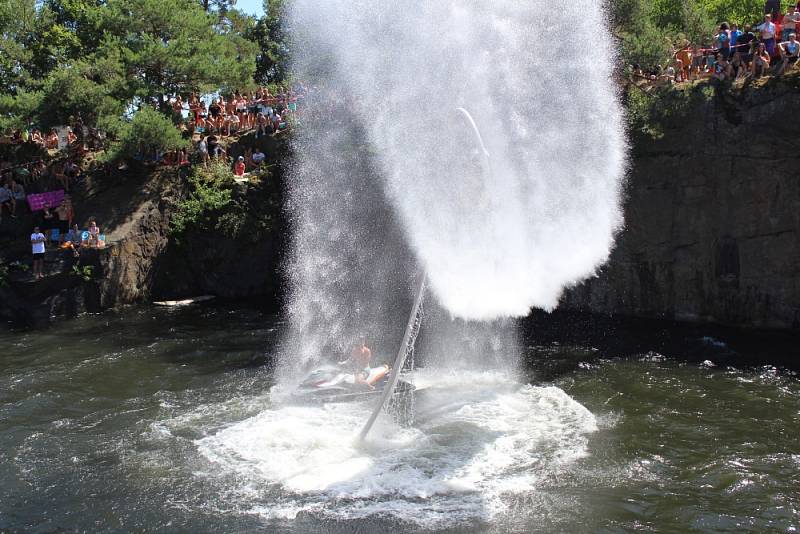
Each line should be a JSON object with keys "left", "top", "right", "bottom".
{"left": 715, "top": 23, "right": 731, "bottom": 59}
{"left": 777, "top": 33, "right": 800, "bottom": 74}
{"left": 729, "top": 23, "right": 743, "bottom": 55}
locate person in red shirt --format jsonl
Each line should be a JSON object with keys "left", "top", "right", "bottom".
{"left": 234, "top": 156, "right": 246, "bottom": 176}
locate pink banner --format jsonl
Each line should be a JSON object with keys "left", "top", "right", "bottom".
{"left": 27, "top": 190, "right": 65, "bottom": 211}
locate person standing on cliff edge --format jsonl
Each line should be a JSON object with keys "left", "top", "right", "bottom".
{"left": 31, "top": 226, "right": 46, "bottom": 280}
{"left": 757, "top": 14, "right": 777, "bottom": 55}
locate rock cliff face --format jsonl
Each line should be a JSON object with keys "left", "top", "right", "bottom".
{"left": 0, "top": 168, "right": 180, "bottom": 326}
{"left": 4, "top": 83, "right": 799, "bottom": 331}
{"left": 1, "top": 135, "right": 286, "bottom": 327}
{"left": 562, "top": 78, "right": 800, "bottom": 330}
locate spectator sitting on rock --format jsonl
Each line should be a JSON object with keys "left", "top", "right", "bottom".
{"left": 714, "top": 56, "right": 734, "bottom": 80}
{"left": 757, "top": 14, "right": 777, "bottom": 55}
{"left": 777, "top": 33, "right": 800, "bottom": 73}
{"left": 45, "top": 129, "right": 59, "bottom": 149}
{"left": 227, "top": 113, "right": 239, "bottom": 136}
{"left": 234, "top": 156, "right": 246, "bottom": 177}
{"left": 0, "top": 181, "right": 15, "bottom": 221}
{"left": 178, "top": 147, "right": 190, "bottom": 167}
{"left": 207, "top": 134, "right": 221, "bottom": 159}
{"left": 270, "top": 109, "right": 281, "bottom": 133}
{"left": 10, "top": 179, "right": 25, "bottom": 209}
{"left": 251, "top": 147, "right": 266, "bottom": 167}
{"left": 30, "top": 129, "right": 44, "bottom": 146}
{"left": 751, "top": 42, "right": 771, "bottom": 76}
{"left": 62, "top": 223, "right": 82, "bottom": 257}
{"left": 87, "top": 219, "right": 100, "bottom": 247}
{"left": 662, "top": 63, "right": 677, "bottom": 84}
{"left": 730, "top": 51, "right": 747, "bottom": 78}
{"left": 64, "top": 223, "right": 82, "bottom": 244}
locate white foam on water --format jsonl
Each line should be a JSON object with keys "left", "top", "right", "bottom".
{"left": 196, "top": 370, "right": 597, "bottom": 528}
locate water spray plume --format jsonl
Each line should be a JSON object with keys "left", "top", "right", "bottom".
{"left": 288, "top": 0, "right": 627, "bottom": 333}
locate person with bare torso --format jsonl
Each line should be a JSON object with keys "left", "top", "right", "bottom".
{"left": 339, "top": 337, "right": 373, "bottom": 387}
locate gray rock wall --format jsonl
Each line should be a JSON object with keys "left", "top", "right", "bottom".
{"left": 562, "top": 79, "right": 800, "bottom": 330}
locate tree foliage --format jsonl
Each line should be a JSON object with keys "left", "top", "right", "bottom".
{"left": 251, "top": 0, "right": 289, "bottom": 84}
{"left": 170, "top": 161, "right": 235, "bottom": 237}
{"left": 0, "top": 0, "right": 286, "bottom": 155}
{"left": 100, "top": 0, "right": 256, "bottom": 105}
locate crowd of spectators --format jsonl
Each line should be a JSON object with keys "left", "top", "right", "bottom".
{"left": 633, "top": 1, "right": 800, "bottom": 85}
{"left": 134, "top": 82, "right": 308, "bottom": 174}
{"left": 1, "top": 83, "right": 308, "bottom": 281}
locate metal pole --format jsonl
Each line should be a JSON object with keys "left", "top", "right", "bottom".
{"left": 358, "top": 271, "right": 427, "bottom": 441}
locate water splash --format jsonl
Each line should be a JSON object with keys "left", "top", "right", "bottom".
{"left": 197, "top": 370, "right": 598, "bottom": 528}
{"left": 288, "top": 0, "right": 626, "bottom": 327}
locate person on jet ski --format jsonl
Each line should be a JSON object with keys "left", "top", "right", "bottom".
{"left": 338, "top": 337, "right": 374, "bottom": 388}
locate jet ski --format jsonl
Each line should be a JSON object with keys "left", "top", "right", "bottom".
{"left": 291, "top": 363, "right": 414, "bottom": 404}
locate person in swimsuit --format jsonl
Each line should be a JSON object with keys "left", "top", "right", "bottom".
{"left": 339, "top": 337, "right": 373, "bottom": 387}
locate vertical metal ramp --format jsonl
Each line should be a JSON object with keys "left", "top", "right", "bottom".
{"left": 358, "top": 272, "right": 426, "bottom": 441}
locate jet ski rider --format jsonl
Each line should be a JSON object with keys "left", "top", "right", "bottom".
{"left": 338, "top": 337, "right": 373, "bottom": 388}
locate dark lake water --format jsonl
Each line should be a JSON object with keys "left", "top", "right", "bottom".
{"left": 1, "top": 305, "right": 798, "bottom": 532}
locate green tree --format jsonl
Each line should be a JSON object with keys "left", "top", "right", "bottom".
{"left": 102, "top": 0, "right": 257, "bottom": 105}
{"left": 0, "top": 0, "right": 40, "bottom": 92}
{"left": 44, "top": 0, "right": 105, "bottom": 59}
{"left": 701, "top": 0, "right": 764, "bottom": 25}
{"left": 0, "top": 90, "right": 42, "bottom": 132}
{"left": 251, "top": 0, "right": 289, "bottom": 83}
{"left": 36, "top": 50, "right": 128, "bottom": 129}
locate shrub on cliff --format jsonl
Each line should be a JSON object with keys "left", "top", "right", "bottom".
{"left": 626, "top": 83, "right": 714, "bottom": 141}
{"left": 104, "top": 107, "right": 188, "bottom": 161}
{"left": 170, "top": 161, "right": 235, "bottom": 238}
{"left": 169, "top": 158, "right": 281, "bottom": 245}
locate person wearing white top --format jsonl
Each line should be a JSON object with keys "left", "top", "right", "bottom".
{"left": 31, "top": 226, "right": 46, "bottom": 279}
{"left": 251, "top": 147, "right": 266, "bottom": 166}
{"left": 757, "top": 14, "right": 777, "bottom": 54}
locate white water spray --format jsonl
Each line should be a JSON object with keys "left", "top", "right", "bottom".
{"left": 289, "top": 0, "right": 627, "bottom": 323}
